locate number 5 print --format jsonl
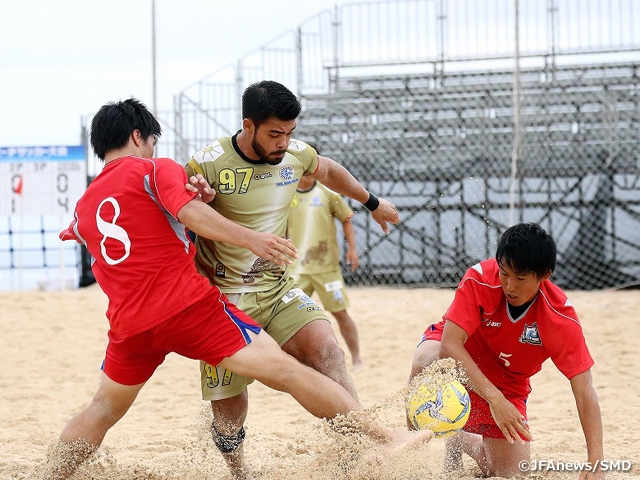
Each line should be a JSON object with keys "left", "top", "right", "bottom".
{"left": 498, "top": 352, "right": 512, "bottom": 367}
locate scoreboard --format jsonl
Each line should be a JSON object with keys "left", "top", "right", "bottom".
{"left": 0, "top": 145, "right": 87, "bottom": 216}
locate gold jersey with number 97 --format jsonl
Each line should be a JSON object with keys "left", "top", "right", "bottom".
{"left": 185, "top": 135, "right": 318, "bottom": 293}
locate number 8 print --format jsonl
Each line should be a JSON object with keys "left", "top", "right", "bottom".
{"left": 96, "top": 197, "right": 131, "bottom": 265}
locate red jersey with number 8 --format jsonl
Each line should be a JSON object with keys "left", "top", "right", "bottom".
{"left": 60, "top": 156, "right": 212, "bottom": 339}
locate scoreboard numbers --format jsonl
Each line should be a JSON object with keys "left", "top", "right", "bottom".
{"left": 0, "top": 146, "right": 86, "bottom": 216}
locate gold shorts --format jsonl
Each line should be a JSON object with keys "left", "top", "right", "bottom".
{"left": 293, "top": 269, "right": 350, "bottom": 313}
{"left": 200, "top": 274, "right": 328, "bottom": 401}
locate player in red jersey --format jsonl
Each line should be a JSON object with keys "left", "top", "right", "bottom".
{"left": 43, "top": 99, "right": 432, "bottom": 480}
{"left": 408, "top": 223, "right": 604, "bottom": 479}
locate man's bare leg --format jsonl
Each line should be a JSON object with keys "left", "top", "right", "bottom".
{"left": 483, "top": 437, "right": 529, "bottom": 478}
{"left": 282, "top": 319, "right": 358, "bottom": 399}
{"left": 444, "top": 433, "right": 465, "bottom": 472}
{"left": 42, "top": 375, "right": 144, "bottom": 480}
{"left": 219, "top": 331, "right": 434, "bottom": 450}
{"left": 406, "top": 339, "right": 441, "bottom": 429}
{"left": 210, "top": 392, "right": 252, "bottom": 480}
{"left": 330, "top": 310, "right": 363, "bottom": 369}
{"left": 209, "top": 319, "right": 359, "bottom": 479}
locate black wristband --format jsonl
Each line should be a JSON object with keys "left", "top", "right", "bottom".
{"left": 363, "top": 192, "right": 380, "bottom": 212}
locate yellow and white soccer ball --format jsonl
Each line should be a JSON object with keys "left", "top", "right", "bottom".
{"left": 406, "top": 378, "right": 471, "bottom": 437}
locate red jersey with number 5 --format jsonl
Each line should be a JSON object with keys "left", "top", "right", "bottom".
{"left": 60, "top": 156, "right": 212, "bottom": 339}
{"left": 442, "top": 258, "right": 593, "bottom": 399}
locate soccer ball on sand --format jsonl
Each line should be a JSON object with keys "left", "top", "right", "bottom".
{"left": 406, "top": 378, "right": 471, "bottom": 437}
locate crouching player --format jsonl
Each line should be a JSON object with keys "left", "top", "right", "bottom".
{"left": 408, "top": 223, "right": 604, "bottom": 479}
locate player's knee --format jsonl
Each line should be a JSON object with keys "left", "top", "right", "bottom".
{"left": 412, "top": 341, "right": 441, "bottom": 374}
{"left": 311, "top": 338, "right": 346, "bottom": 372}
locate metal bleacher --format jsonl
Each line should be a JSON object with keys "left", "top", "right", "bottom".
{"left": 299, "top": 63, "right": 640, "bottom": 181}
{"left": 162, "top": 0, "right": 640, "bottom": 289}
{"left": 295, "top": 62, "right": 640, "bottom": 288}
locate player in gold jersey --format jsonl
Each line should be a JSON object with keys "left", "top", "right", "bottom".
{"left": 186, "top": 80, "right": 399, "bottom": 479}
{"left": 288, "top": 175, "right": 363, "bottom": 369}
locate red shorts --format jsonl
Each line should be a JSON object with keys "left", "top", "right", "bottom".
{"left": 421, "top": 321, "right": 445, "bottom": 343}
{"left": 465, "top": 390, "right": 529, "bottom": 440}
{"left": 103, "top": 289, "right": 261, "bottom": 385}
{"left": 420, "top": 322, "right": 529, "bottom": 441}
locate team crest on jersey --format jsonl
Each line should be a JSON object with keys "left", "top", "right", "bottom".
{"left": 519, "top": 322, "right": 542, "bottom": 345}
{"left": 280, "top": 165, "right": 295, "bottom": 181}
{"left": 276, "top": 165, "right": 298, "bottom": 186}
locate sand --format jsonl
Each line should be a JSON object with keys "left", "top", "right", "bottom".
{"left": 1, "top": 285, "right": 639, "bottom": 479}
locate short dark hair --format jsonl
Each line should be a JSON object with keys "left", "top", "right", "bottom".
{"left": 495, "top": 222, "right": 556, "bottom": 278}
{"left": 90, "top": 98, "right": 161, "bottom": 160}
{"left": 241, "top": 80, "right": 301, "bottom": 128}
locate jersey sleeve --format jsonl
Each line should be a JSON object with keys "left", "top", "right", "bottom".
{"left": 153, "top": 158, "right": 198, "bottom": 219}
{"left": 59, "top": 214, "right": 81, "bottom": 243}
{"left": 185, "top": 158, "right": 204, "bottom": 178}
{"left": 186, "top": 139, "right": 232, "bottom": 189}
{"left": 548, "top": 327, "right": 594, "bottom": 379}
{"left": 442, "top": 270, "right": 484, "bottom": 337}
{"left": 540, "top": 290, "right": 595, "bottom": 379}
{"left": 288, "top": 139, "right": 319, "bottom": 175}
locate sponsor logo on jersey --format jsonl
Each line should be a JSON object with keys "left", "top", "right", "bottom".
{"left": 254, "top": 172, "right": 272, "bottom": 180}
{"left": 519, "top": 322, "right": 542, "bottom": 345}
{"left": 481, "top": 317, "right": 501, "bottom": 327}
{"left": 215, "top": 263, "right": 226, "bottom": 278}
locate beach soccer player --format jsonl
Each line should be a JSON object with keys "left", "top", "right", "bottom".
{"left": 408, "top": 223, "right": 604, "bottom": 479}
{"left": 42, "top": 98, "right": 432, "bottom": 480}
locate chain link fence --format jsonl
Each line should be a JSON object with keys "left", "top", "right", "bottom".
{"left": 149, "top": 1, "right": 640, "bottom": 289}
{"left": 296, "top": 63, "right": 640, "bottom": 288}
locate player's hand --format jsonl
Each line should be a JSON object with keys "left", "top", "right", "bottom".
{"left": 346, "top": 248, "right": 359, "bottom": 272}
{"left": 370, "top": 198, "right": 400, "bottom": 234}
{"left": 488, "top": 396, "right": 532, "bottom": 444}
{"left": 250, "top": 232, "right": 298, "bottom": 266}
{"left": 186, "top": 174, "right": 215, "bottom": 203}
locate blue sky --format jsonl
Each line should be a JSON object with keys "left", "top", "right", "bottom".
{"left": 0, "top": 0, "right": 351, "bottom": 147}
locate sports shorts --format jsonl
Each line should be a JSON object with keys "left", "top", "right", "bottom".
{"left": 419, "top": 321, "right": 530, "bottom": 441}
{"left": 200, "top": 274, "right": 328, "bottom": 401}
{"left": 465, "top": 390, "right": 529, "bottom": 440}
{"left": 103, "top": 288, "right": 261, "bottom": 386}
{"left": 292, "top": 268, "right": 350, "bottom": 313}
